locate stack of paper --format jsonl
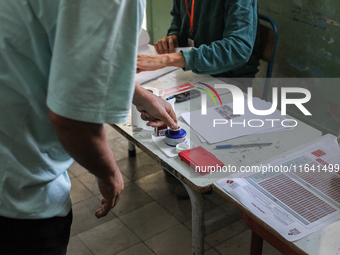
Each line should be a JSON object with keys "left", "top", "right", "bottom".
{"left": 216, "top": 134, "right": 340, "bottom": 241}
{"left": 181, "top": 97, "right": 294, "bottom": 144}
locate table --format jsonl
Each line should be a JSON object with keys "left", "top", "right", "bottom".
{"left": 112, "top": 69, "right": 322, "bottom": 255}
{"left": 213, "top": 135, "right": 340, "bottom": 255}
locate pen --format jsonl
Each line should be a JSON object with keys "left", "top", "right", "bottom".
{"left": 166, "top": 95, "right": 174, "bottom": 100}
{"left": 216, "top": 143, "right": 273, "bottom": 149}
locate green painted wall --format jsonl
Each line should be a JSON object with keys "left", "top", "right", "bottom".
{"left": 259, "top": 0, "right": 340, "bottom": 78}
{"left": 146, "top": 0, "right": 340, "bottom": 135}
{"left": 146, "top": 0, "right": 174, "bottom": 45}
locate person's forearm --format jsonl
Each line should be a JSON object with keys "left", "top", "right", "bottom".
{"left": 137, "top": 51, "right": 185, "bottom": 72}
{"left": 49, "top": 109, "right": 119, "bottom": 181}
{"left": 181, "top": 38, "right": 252, "bottom": 75}
{"left": 132, "top": 82, "right": 150, "bottom": 107}
{"left": 165, "top": 52, "right": 186, "bottom": 68}
{"left": 132, "top": 83, "right": 178, "bottom": 129}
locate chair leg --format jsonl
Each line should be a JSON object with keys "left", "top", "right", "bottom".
{"left": 128, "top": 142, "right": 136, "bottom": 157}
{"left": 250, "top": 231, "right": 263, "bottom": 255}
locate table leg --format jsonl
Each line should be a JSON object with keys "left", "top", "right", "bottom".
{"left": 128, "top": 142, "right": 136, "bottom": 157}
{"left": 250, "top": 231, "right": 263, "bottom": 255}
{"left": 181, "top": 182, "right": 204, "bottom": 255}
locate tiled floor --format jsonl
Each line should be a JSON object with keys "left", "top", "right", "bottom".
{"left": 67, "top": 124, "right": 281, "bottom": 255}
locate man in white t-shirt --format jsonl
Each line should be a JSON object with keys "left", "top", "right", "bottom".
{"left": 0, "top": 1, "right": 177, "bottom": 254}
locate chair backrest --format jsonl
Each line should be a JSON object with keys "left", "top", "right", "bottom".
{"left": 259, "top": 24, "right": 276, "bottom": 63}
{"left": 258, "top": 14, "right": 278, "bottom": 101}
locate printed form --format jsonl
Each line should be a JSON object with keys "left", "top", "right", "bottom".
{"left": 182, "top": 97, "right": 294, "bottom": 144}
{"left": 216, "top": 135, "right": 340, "bottom": 241}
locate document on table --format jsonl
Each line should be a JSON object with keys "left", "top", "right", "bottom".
{"left": 136, "top": 29, "right": 191, "bottom": 85}
{"left": 181, "top": 97, "right": 294, "bottom": 144}
{"left": 216, "top": 134, "right": 340, "bottom": 241}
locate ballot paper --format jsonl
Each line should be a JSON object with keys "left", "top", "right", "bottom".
{"left": 182, "top": 97, "right": 294, "bottom": 144}
{"left": 136, "top": 29, "right": 191, "bottom": 85}
{"left": 216, "top": 134, "right": 340, "bottom": 242}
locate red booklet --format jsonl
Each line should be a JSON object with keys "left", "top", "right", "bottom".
{"left": 178, "top": 146, "right": 225, "bottom": 176}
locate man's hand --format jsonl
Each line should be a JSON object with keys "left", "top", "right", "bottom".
{"left": 154, "top": 34, "right": 179, "bottom": 54}
{"left": 133, "top": 83, "right": 178, "bottom": 129}
{"left": 49, "top": 110, "right": 125, "bottom": 218}
{"left": 95, "top": 174, "right": 124, "bottom": 218}
{"left": 137, "top": 52, "right": 186, "bottom": 73}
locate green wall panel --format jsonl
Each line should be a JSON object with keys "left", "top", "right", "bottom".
{"left": 259, "top": 1, "right": 340, "bottom": 78}
{"left": 146, "top": 0, "right": 174, "bottom": 44}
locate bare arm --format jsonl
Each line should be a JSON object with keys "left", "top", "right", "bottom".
{"left": 49, "top": 109, "right": 124, "bottom": 218}
{"left": 137, "top": 52, "right": 186, "bottom": 73}
{"left": 133, "top": 83, "right": 178, "bottom": 129}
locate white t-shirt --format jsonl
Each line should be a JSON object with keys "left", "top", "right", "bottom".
{"left": 0, "top": 0, "right": 145, "bottom": 219}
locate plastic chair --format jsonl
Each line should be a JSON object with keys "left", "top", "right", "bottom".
{"left": 259, "top": 14, "right": 278, "bottom": 101}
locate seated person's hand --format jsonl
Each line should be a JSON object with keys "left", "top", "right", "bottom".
{"left": 154, "top": 34, "right": 179, "bottom": 54}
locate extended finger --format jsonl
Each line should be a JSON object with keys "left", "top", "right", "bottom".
{"left": 174, "top": 38, "right": 179, "bottom": 48}
{"left": 168, "top": 37, "right": 175, "bottom": 53}
{"left": 164, "top": 107, "right": 178, "bottom": 129}
{"left": 150, "top": 109, "right": 177, "bottom": 129}
{"left": 162, "top": 37, "right": 169, "bottom": 54}
{"left": 156, "top": 41, "right": 164, "bottom": 54}
{"left": 154, "top": 43, "right": 160, "bottom": 54}
{"left": 168, "top": 107, "right": 178, "bottom": 128}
